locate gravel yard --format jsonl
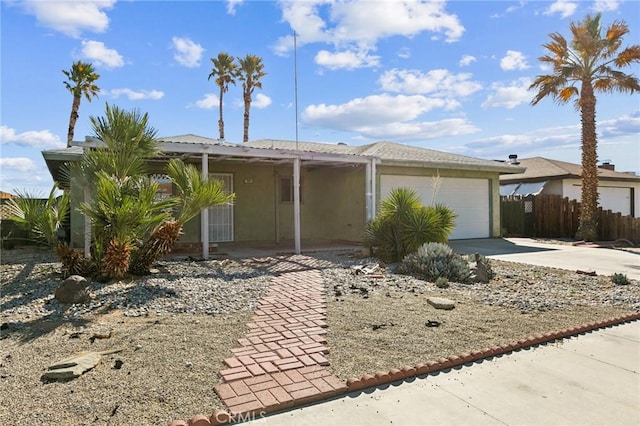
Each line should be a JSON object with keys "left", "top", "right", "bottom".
{"left": 1, "top": 246, "right": 639, "bottom": 425}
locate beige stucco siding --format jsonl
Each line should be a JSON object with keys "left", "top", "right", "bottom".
{"left": 179, "top": 161, "right": 368, "bottom": 244}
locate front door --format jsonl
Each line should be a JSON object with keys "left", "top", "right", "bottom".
{"left": 208, "top": 173, "right": 234, "bottom": 242}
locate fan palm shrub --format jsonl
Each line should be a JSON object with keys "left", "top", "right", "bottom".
{"left": 6, "top": 185, "right": 89, "bottom": 276}
{"left": 128, "top": 159, "right": 235, "bottom": 275}
{"left": 364, "top": 188, "right": 456, "bottom": 263}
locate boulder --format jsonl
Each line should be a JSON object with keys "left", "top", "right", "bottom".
{"left": 55, "top": 275, "right": 90, "bottom": 304}
{"left": 427, "top": 296, "right": 455, "bottom": 310}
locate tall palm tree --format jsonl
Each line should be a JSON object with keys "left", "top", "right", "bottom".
{"left": 63, "top": 61, "right": 100, "bottom": 147}
{"left": 530, "top": 13, "right": 640, "bottom": 241}
{"left": 208, "top": 52, "right": 239, "bottom": 140}
{"left": 238, "top": 54, "right": 266, "bottom": 142}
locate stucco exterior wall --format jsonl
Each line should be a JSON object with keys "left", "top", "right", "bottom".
{"left": 179, "top": 161, "right": 367, "bottom": 244}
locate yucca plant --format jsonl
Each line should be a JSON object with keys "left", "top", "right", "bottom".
{"left": 365, "top": 187, "right": 457, "bottom": 263}
{"left": 129, "top": 159, "right": 235, "bottom": 275}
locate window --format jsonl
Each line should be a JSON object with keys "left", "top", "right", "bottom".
{"left": 280, "top": 176, "right": 303, "bottom": 203}
{"left": 150, "top": 174, "right": 172, "bottom": 199}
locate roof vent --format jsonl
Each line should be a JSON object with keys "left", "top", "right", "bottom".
{"left": 508, "top": 154, "right": 519, "bottom": 165}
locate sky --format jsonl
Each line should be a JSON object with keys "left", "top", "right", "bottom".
{"left": 1, "top": 0, "right": 639, "bottom": 195}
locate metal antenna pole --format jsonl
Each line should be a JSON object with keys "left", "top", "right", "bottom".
{"left": 294, "top": 30, "right": 299, "bottom": 150}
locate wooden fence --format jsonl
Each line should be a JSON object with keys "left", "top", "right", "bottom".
{"left": 501, "top": 194, "right": 640, "bottom": 243}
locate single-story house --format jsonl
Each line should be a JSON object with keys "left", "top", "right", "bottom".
{"left": 43, "top": 135, "right": 524, "bottom": 258}
{"left": 500, "top": 156, "right": 640, "bottom": 217}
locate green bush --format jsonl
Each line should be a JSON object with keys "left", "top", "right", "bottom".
{"left": 435, "top": 276, "right": 450, "bottom": 288}
{"left": 364, "top": 188, "right": 456, "bottom": 263}
{"left": 611, "top": 273, "right": 630, "bottom": 285}
{"left": 399, "top": 242, "right": 471, "bottom": 283}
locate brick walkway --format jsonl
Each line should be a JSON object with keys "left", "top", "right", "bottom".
{"left": 213, "top": 266, "right": 347, "bottom": 415}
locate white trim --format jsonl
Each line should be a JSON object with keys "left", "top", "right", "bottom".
{"left": 201, "top": 153, "right": 209, "bottom": 260}
{"left": 293, "top": 157, "right": 301, "bottom": 254}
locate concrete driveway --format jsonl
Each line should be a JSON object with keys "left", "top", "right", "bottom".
{"left": 449, "top": 238, "right": 640, "bottom": 280}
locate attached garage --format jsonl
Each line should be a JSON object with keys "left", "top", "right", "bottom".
{"left": 380, "top": 175, "right": 491, "bottom": 239}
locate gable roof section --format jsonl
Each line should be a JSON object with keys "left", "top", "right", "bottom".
{"left": 500, "top": 157, "right": 640, "bottom": 182}
{"left": 248, "top": 139, "right": 523, "bottom": 173}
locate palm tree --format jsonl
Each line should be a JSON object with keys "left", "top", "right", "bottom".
{"left": 128, "top": 159, "right": 235, "bottom": 275}
{"left": 65, "top": 104, "right": 172, "bottom": 279}
{"left": 238, "top": 54, "right": 266, "bottom": 142}
{"left": 63, "top": 61, "right": 100, "bottom": 147}
{"left": 530, "top": 13, "right": 640, "bottom": 241}
{"left": 208, "top": 52, "right": 239, "bottom": 140}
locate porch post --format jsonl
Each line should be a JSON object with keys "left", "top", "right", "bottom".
{"left": 293, "top": 156, "right": 301, "bottom": 254}
{"left": 201, "top": 153, "right": 209, "bottom": 260}
{"left": 371, "top": 158, "right": 377, "bottom": 217}
{"left": 365, "top": 160, "right": 372, "bottom": 221}
{"left": 84, "top": 187, "right": 91, "bottom": 258}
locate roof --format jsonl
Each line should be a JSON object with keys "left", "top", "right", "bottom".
{"left": 43, "top": 135, "right": 525, "bottom": 179}
{"left": 247, "top": 139, "right": 523, "bottom": 173}
{"left": 0, "top": 191, "right": 14, "bottom": 200}
{"left": 499, "top": 157, "right": 640, "bottom": 183}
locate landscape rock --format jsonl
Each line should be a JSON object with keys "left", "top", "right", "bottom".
{"left": 427, "top": 296, "right": 455, "bottom": 310}
{"left": 54, "top": 275, "right": 90, "bottom": 304}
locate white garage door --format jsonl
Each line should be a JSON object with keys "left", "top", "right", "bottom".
{"left": 379, "top": 175, "right": 490, "bottom": 240}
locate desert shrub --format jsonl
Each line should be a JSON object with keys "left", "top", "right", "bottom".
{"left": 364, "top": 188, "right": 456, "bottom": 263}
{"left": 611, "top": 273, "right": 630, "bottom": 285}
{"left": 399, "top": 242, "right": 471, "bottom": 283}
{"left": 435, "top": 276, "right": 450, "bottom": 288}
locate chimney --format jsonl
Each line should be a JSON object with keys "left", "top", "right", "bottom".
{"left": 599, "top": 160, "right": 615, "bottom": 171}
{"left": 508, "top": 154, "right": 519, "bottom": 165}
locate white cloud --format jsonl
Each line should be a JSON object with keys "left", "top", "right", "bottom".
{"left": 274, "top": 0, "right": 464, "bottom": 55}
{"left": 397, "top": 47, "right": 411, "bottom": 59}
{"left": 226, "top": 0, "right": 243, "bottom": 15}
{"left": 0, "top": 126, "right": 64, "bottom": 149}
{"left": 19, "top": 0, "right": 115, "bottom": 38}
{"left": 459, "top": 55, "right": 477, "bottom": 67}
{"left": 108, "top": 88, "right": 164, "bottom": 100}
{"left": 302, "top": 93, "right": 477, "bottom": 140}
{"left": 195, "top": 94, "right": 220, "bottom": 109}
{"left": 482, "top": 78, "right": 532, "bottom": 109}
{"left": 500, "top": 50, "right": 529, "bottom": 71}
{"left": 378, "top": 69, "right": 482, "bottom": 98}
{"left": 315, "top": 48, "right": 380, "bottom": 70}
{"left": 80, "top": 40, "right": 124, "bottom": 68}
{"left": 253, "top": 93, "right": 272, "bottom": 109}
{"left": 544, "top": 0, "right": 578, "bottom": 18}
{"left": 0, "top": 157, "right": 37, "bottom": 173}
{"left": 593, "top": 0, "right": 619, "bottom": 12}
{"left": 491, "top": 1, "right": 526, "bottom": 18}
{"left": 171, "top": 36, "right": 204, "bottom": 68}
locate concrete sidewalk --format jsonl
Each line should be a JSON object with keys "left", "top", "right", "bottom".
{"left": 449, "top": 238, "right": 640, "bottom": 280}
{"left": 248, "top": 321, "right": 640, "bottom": 426}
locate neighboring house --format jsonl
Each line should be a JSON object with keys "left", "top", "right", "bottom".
{"left": 500, "top": 157, "right": 640, "bottom": 217}
{"left": 0, "top": 191, "right": 15, "bottom": 221}
{"left": 43, "top": 135, "right": 524, "bottom": 256}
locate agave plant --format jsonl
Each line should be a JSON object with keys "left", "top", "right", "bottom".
{"left": 365, "top": 187, "right": 457, "bottom": 263}
{"left": 129, "top": 159, "right": 235, "bottom": 275}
